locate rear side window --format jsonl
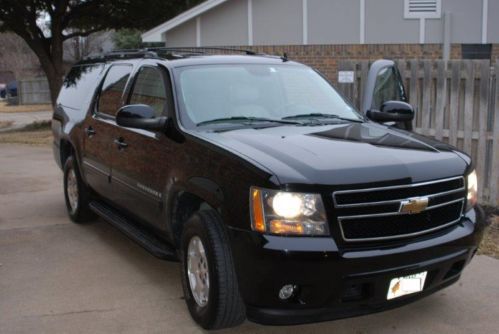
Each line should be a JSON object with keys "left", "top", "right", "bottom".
{"left": 98, "top": 65, "right": 132, "bottom": 116}
{"left": 129, "top": 67, "right": 167, "bottom": 117}
{"left": 58, "top": 64, "right": 105, "bottom": 109}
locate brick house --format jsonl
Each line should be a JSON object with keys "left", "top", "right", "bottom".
{"left": 142, "top": 0, "right": 498, "bottom": 83}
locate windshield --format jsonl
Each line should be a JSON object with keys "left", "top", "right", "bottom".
{"left": 174, "top": 64, "right": 362, "bottom": 128}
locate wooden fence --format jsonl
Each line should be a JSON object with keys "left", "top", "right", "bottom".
{"left": 18, "top": 77, "right": 51, "bottom": 105}
{"left": 337, "top": 59, "right": 499, "bottom": 207}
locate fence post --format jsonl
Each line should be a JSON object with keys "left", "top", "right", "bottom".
{"left": 449, "top": 61, "right": 460, "bottom": 147}
{"left": 434, "top": 60, "right": 446, "bottom": 141}
{"left": 463, "top": 60, "right": 474, "bottom": 154}
{"left": 490, "top": 62, "right": 499, "bottom": 206}
{"left": 476, "top": 60, "right": 490, "bottom": 203}
{"left": 421, "top": 60, "right": 432, "bottom": 135}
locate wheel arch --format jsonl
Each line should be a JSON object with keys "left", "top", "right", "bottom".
{"left": 59, "top": 139, "right": 74, "bottom": 167}
{"left": 168, "top": 177, "right": 225, "bottom": 247}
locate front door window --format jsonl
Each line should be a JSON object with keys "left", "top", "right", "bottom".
{"left": 372, "top": 67, "right": 406, "bottom": 110}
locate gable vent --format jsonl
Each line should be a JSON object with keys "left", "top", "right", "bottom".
{"left": 404, "top": 0, "right": 441, "bottom": 19}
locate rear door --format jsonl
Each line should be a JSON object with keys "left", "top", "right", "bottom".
{"left": 109, "top": 63, "right": 173, "bottom": 228}
{"left": 81, "top": 64, "right": 133, "bottom": 198}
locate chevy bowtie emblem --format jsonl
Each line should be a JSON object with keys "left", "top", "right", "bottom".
{"left": 399, "top": 197, "right": 429, "bottom": 214}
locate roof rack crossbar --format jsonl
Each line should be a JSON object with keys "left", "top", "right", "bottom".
{"left": 83, "top": 46, "right": 285, "bottom": 63}
{"left": 104, "top": 49, "right": 158, "bottom": 58}
{"left": 143, "top": 47, "right": 258, "bottom": 56}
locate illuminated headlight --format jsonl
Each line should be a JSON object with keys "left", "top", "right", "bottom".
{"left": 250, "top": 187, "right": 328, "bottom": 236}
{"left": 466, "top": 170, "right": 478, "bottom": 211}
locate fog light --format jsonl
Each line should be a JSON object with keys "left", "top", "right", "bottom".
{"left": 279, "top": 284, "right": 296, "bottom": 300}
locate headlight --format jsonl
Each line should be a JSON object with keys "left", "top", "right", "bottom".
{"left": 466, "top": 170, "right": 478, "bottom": 211}
{"left": 250, "top": 187, "right": 328, "bottom": 236}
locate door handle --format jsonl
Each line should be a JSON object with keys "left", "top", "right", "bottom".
{"left": 114, "top": 138, "right": 128, "bottom": 150}
{"left": 85, "top": 127, "right": 96, "bottom": 137}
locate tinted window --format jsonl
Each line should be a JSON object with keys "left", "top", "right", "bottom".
{"left": 372, "top": 67, "right": 405, "bottom": 110}
{"left": 98, "top": 65, "right": 132, "bottom": 116}
{"left": 129, "top": 67, "right": 167, "bottom": 117}
{"left": 58, "top": 64, "right": 105, "bottom": 109}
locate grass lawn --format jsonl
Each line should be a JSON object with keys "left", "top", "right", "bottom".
{"left": 478, "top": 212, "right": 499, "bottom": 259}
{"left": 0, "top": 100, "right": 52, "bottom": 113}
{"left": 0, "top": 121, "right": 52, "bottom": 145}
{"left": 0, "top": 120, "right": 14, "bottom": 129}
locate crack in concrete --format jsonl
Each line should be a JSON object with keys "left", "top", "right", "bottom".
{"left": 32, "top": 307, "right": 117, "bottom": 318}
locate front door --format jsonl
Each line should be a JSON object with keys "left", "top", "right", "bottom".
{"left": 110, "top": 64, "right": 173, "bottom": 228}
{"left": 82, "top": 64, "right": 133, "bottom": 198}
{"left": 362, "top": 60, "right": 412, "bottom": 130}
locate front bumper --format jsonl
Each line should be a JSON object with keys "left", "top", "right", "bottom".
{"left": 228, "top": 206, "right": 487, "bottom": 325}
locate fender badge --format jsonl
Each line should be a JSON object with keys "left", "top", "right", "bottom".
{"left": 399, "top": 197, "right": 429, "bottom": 214}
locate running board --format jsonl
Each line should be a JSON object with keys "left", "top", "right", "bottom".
{"left": 89, "top": 201, "right": 178, "bottom": 261}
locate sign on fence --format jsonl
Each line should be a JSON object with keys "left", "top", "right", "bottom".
{"left": 337, "top": 59, "right": 499, "bottom": 207}
{"left": 18, "top": 78, "right": 51, "bottom": 105}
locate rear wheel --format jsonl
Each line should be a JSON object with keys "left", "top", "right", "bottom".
{"left": 63, "top": 156, "right": 96, "bottom": 223}
{"left": 180, "top": 210, "right": 246, "bottom": 329}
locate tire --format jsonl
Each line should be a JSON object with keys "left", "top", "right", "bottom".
{"left": 180, "top": 210, "right": 246, "bottom": 329}
{"left": 63, "top": 156, "right": 96, "bottom": 223}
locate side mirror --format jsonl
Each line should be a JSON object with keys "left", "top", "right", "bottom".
{"left": 116, "top": 104, "right": 168, "bottom": 131}
{"left": 367, "top": 100, "right": 415, "bottom": 123}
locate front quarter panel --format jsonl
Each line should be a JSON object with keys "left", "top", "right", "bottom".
{"left": 164, "top": 133, "right": 278, "bottom": 233}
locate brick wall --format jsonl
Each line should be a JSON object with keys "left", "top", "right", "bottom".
{"left": 185, "top": 43, "right": 497, "bottom": 83}
{"left": 492, "top": 44, "right": 499, "bottom": 64}
{"left": 240, "top": 44, "right": 464, "bottom": 83}
{"left": 247, "top": 44, "right": 461, "bottom": 82}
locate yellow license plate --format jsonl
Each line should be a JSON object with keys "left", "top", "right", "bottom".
{"left": 387, "top": 271, "right": 427, "bottom": 300}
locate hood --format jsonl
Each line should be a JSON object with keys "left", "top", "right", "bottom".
{"left": 197, "top": 122, "right": 469, "bottom": 186}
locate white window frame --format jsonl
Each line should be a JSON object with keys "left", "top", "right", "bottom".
{"left": 404, "top": 0, "right": 441, "bottom": 19}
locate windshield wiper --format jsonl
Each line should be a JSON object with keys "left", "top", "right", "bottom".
{"left": 197, "top": 116, "right": 301, "bottom": 126}
{"left": 282, "top": 113, "right": 364, "bottom": 123}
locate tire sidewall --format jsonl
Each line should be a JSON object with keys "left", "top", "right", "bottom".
{"left": 63, "top": 156, "right": 85, "bottom": 222}
{"left": 180, "top": 214, "right": 220, "bottom": 328}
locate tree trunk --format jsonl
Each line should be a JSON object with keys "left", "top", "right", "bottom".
{"left": 35, "top": 54, "right": 64, "bottom": 107}
{"left": 12, "top": 27, "right": 66, "bottom": 107}
{"left": 45, "top": 65, "right": 63, "bottom": 107}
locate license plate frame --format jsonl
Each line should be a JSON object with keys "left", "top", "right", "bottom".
{"left": 387, "top": 271, "right": 427, "bottom": 300}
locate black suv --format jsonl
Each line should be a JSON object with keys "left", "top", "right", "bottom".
{"left": 52, "top": 49, "right": 486, "bottom": 329}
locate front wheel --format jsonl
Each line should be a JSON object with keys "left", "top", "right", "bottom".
{"left": 180, "top": 210, "right": 246, "bottom": 329}
{"left": 63, "top": 156, "right": 96, "bottom": 223}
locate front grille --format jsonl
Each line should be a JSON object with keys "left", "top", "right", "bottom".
{"left": 333, "top": 176, "right": 466, "bottom": 242}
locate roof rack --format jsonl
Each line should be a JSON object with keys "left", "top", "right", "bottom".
{"left": 105, "top": 49, "right": 158, "bottom": 58}
{"left": 147, "top": 47, "right": 258, "bottom": 56}
{"left": 82, "top": 46, "right": 283, "bottom": 63}
{"left": 81, "top": 49, "right": 159, "bottom": 62}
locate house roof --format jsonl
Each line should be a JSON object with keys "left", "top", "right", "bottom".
{"left": 142, "top": 0, "right": 230, "bottom": 42}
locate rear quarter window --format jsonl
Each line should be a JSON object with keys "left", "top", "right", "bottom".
{"left": 57, "top": 64, "right": 105, "bottom": 110}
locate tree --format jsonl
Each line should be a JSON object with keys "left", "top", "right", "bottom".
{"left": 64, "top": 31, "right": 114, "bottom": 62}
{"left": 113, "top": 29, "right": 142, "bottom": 50}
{"left": 0, "top": 0, "right": 203, "bottom": 105}
{"left": 0, "top": 33, "right": 43, "bottom": 80}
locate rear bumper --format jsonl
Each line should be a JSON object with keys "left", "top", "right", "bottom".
{"left": 228, "top": 206, "right": 487, "bottom": 325}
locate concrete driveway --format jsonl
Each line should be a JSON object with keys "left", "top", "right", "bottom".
{"left": 0, "top": 144, "right": 498, "bottom": 334}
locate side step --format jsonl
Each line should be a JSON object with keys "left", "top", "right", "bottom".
{"left": 89, "top": 201, "right": 178, "bottom": 261}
